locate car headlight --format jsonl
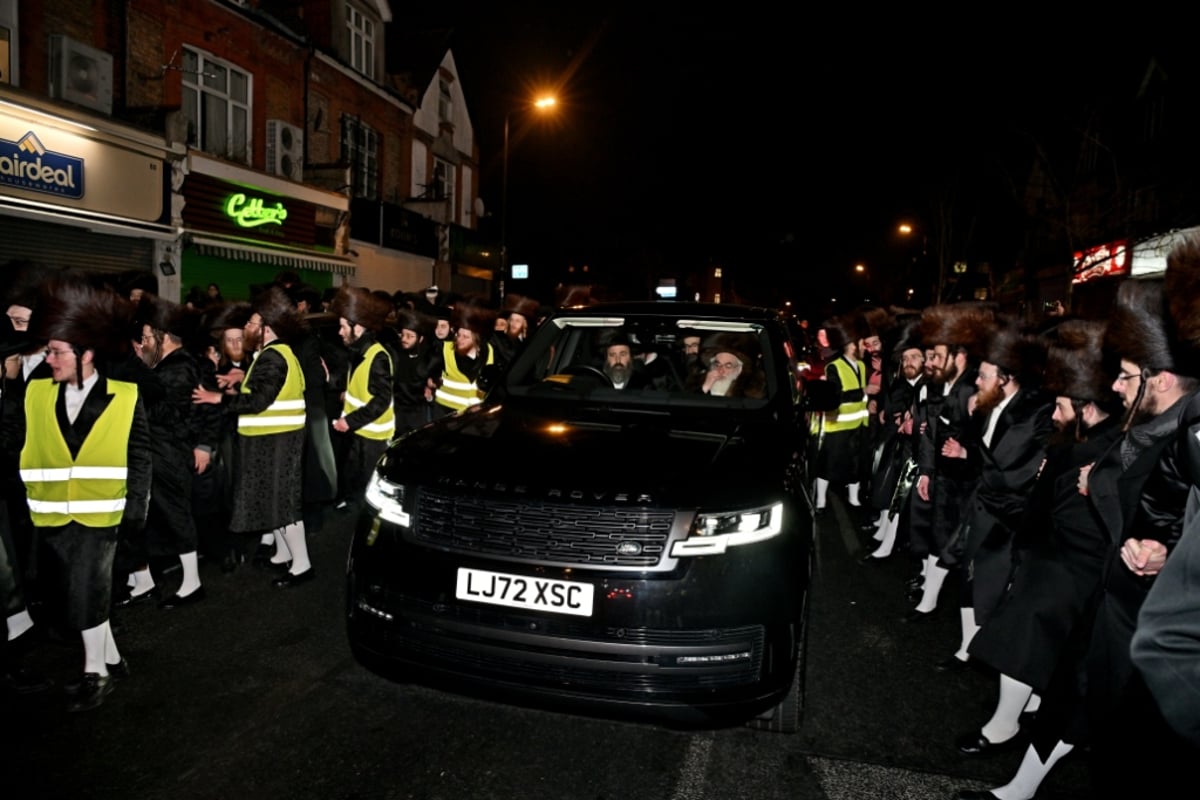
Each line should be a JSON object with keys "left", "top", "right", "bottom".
{"left": 670, "top": 502, "right": 784, "bottom": 557}
{"left": 364, "top": 472, "right": 411, "bottom": 527}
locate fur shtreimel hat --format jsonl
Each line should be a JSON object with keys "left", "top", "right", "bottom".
{"left": 1042, "top": 319, "right": 1112, "bottom": 402}
{"left": 136, "top": 293, "right": 196, "bottom": 339}
{"left": 201, "top": 301, "right": 253, "bottom": 338}
{"left": 822, "top": 316, "right": 859, "bottom": 353}
{"left": 452, "top": 300, "right": 498, "bottom": 340}
{"left": 1164, "top": 233, "right": 1200, "bottom": 379}
{"left": 917, "top": 302, "right": 996, "bottom": 359}
{"left": 501, "top": 293, "right": 540, "bottom": 321}
{"left": 331, "top": 286, "right": 391, "bottom": 332}
{"left": 700, "top": 332, "right": 760, "bottom": 368}
{"left": 983, "top": 317, "right": 1047, "bottom": 387}
{"left": 253, "top": 285, "right": 304, "bottom": 342}
{"left": 394, "top": 308, "right": 433, "bottom": 340}
{"left": 854, "top": 305, "right": 893, "bottom": 341}
{"left": 2, "top": 259, "right": 44, "bottom": 311}
{"left": 888, "top": 315, "right": 925, "bottom": 360}
{"left": 32, "top": 273, "right": 134, "bottom": 362}
{"left": 1104, "top": 277, "right": 1175, "bottom": 374}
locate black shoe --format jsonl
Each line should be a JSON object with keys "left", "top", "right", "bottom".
{"left": 1019, "top": 709, "right": 1037, "bottom": 729}
{"left": 902, "top": 607, "right": 938, "bottom": 624}
{"left": 905, "top": 577, "right": 923, "bottom": 593}
{"left": 266, "top": 559, "right": 292, "bottom": 573}
{"left": 158, "top": 586, "right": 206, "bottom": 609}
{"left": 251, "top": 543, "right": 274, "bottom": 566}
{"left": 955, "top": 729, "right": 1023, "bottom": 756}
{"left": 107, "top": 658, "right": 131, "bottom": 680}
{"left": 272, "top": 568, "right": 315, "bottom": 588}
{"left": 953, "top": 791, "right": 1003, "bottom": 800}
{"left": 935, "top": 655, "right": 971, "bottom": 673}
{"left": 906, "top": 589, "right": 923, "bottom": 605}
{"left": 65, "top": 673, "right": 113, "bottom": 712}
{"left": 113, "top": 587, "right": 157, "bottom": 608}
{"left": 2, "top": 665, "right": 54, "bottom": 694}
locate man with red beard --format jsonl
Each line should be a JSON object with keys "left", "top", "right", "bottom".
{"left": 430, "top": 302, "right": 496, "bottom": 417}
{"left": 939, "top": 320, "right": 1053, "bottom": 682}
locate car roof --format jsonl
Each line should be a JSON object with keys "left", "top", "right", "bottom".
{"left": 552, "top": 301, "right": 781, "bottom": 323}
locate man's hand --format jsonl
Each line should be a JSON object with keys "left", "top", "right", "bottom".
{"left": 217, "top": 368, "right": 245, "bottom": 390}
{"left": 332, "top": 416, "right": 350, "bottom": 433}
{"left": 1077, "top": 463, "right": 1093, "bottom": 496}
{"left": 917, "top": 474, "right": 931, "bottom": 502}
{"left": 941, "top": 437, "right": 967, "bottom": 459}
{"left": 1120, "top": 537, "right": 1168, "bottom": 576}
{"left": 194, "top": 448, "right": 211, "bottom": 473}
{"left": 192, "top": 386, "right": 222, "bottom": 405}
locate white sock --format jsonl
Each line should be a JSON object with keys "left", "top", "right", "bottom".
{"left": 281, "top": 521, "right": 311, "bottom": 575}
{"left": 815, "top": 478, "right": 829, "bottom": 509}
{"left": 954, "top": 607, "right": 980, "bottom": 661}
{"left": 871, "top": 510, "right": 888, "bottom": 540}
{"left": 270, "top": 530, "right": 292, "bottom": 565}
{"left": 81, "top": 623, "right": 111, "bottom": 676}
{"left": 103, "top": 620, "right": 121, "bottom": 666}
{"left": 260, "top": 532, "right": 274, "bottom": 546}
{"left": 980, "top": 673, "right": 1032, "bottom": 744}
{"left": 7, "top": 609, "right": 34, "bottom": 641}
{"left": 130, "top": 567, "right": 155, "bottom": 594}
{"left": 992, "top": 741, "right": 1074, "bottom": 800}
{"left": 914, "top": 558, "right": 948, "bottom": 613}
{"left": 870, "top": 515, "right": 898, "bottom": 558}
{"left": 847, "top": 482, "right": 861, "bottom": 506}
{"left": 1023, "top": 693, "right": 1041, "bottom": 714}
{"left": 177, "top": 551, "right": 202, "bottom": 596}
{"left": 126, "top": 573, "right": 136, "bottom": 588}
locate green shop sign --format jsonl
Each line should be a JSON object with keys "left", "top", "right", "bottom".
{"left": 224, "top": 193, "right": 288, "bottom": 228}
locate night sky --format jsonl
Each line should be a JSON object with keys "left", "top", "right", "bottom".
{"left": 411, "top": 7, "right": 1178, "bottom": 315}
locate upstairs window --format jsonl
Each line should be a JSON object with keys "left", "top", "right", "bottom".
{"left": 341, "top": 114, "right": 379, "bottom": 200}
{"left": 431, "top": 156, "right": 455, "bottom": 203}
{"left": 438, "top": 78, "right": 453, "bottom": 124}
{"left": 346, "top": 3, "right": 376, "bottom": 80}
{"left": 182, "top": 47, "right": 251, "bottom": 164}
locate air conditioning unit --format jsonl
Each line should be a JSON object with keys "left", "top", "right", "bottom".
{"left": 266, "top": 119, "right": 304, "bottom": 182}
{"left": 47, "top": 35, "right": 113, "bottom": 115}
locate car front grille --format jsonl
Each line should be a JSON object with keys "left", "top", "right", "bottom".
{"left": 410, "top": 487, "right": 674, "bottom": 568}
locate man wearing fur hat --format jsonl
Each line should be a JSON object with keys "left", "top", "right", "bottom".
{"left": 391, "top": 309, "right": 434, "bottom": 435}
{"left": 905, "top": 302, "right": 989, "bottom": 624}
{"left": 193, "top": 287, "right": 314, "bottom": 588}
{"left": 936, "top": 318, "right": 1053, "bottom": 681}
{"left": 491, "top": 293, "right": 540, "bottom": 369}
{"left": 950, "top": 320, "right": 1123, "bottom": 781}
{"left": 114, "top": 294, "right": 208, "bottom": 609}
{"left": 330, "top": 287, "right": 395, "bottom": 512}
{"left": 18, "top": 274, "right": 151, "bottom": 711}
{"left": 430, "top": 301, "right": 496, "bottom": 417}
{"left": 955, "top": 277, "right": 1198, "bottom": 799}
{"left": 813, "top": 316, "right": 870, "bottom": 512}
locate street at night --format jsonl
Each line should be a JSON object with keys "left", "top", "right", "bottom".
{"left": 11, "top": 495, "right": 1090, "bottom": 800}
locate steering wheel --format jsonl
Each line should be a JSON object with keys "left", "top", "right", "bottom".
{"left": 558, "top": 364, "right": 613, "bottom": 387}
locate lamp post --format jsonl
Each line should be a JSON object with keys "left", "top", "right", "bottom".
{"left": 499, "top": 95, "right": 556, "bottom": 302}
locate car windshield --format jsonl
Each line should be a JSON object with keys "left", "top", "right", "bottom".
{"left": 503, "top": 313, "right": 777, "bottom": 408}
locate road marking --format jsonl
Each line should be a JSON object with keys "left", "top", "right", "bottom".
{"left": 669, "top": 732, "right": 714, "bottom": 800}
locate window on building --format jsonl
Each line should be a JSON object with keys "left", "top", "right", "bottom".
{"left": 0, "top": 0, "right": 15, "bottom": 85}
{"left": 341, "top": 115, "right": 379, "bottom": 200}
{"left": 432, "top": 157, "right": 455, "bottom": 204}
{"left": 345, "top": 3, "right": 376, "bottom": 80}
{"left": 182, "top": 47, "right": 251, "bottom": 163}
{"left": 438, "top": 78, "right": 453, "bottom": 124}
{"left": 714, "top": 267, "right": 723, "bottom": 278}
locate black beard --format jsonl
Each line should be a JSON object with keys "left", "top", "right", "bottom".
{"left": 605, "top": 363, "right": 631, "bottom": 384}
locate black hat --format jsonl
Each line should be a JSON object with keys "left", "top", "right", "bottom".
{"left": 917, "top": 301, "right": 996, "bottom": 359}
{"left": 1105, "top": 278, "right": 1175, "bottom": 374}
{"left": 253, "top": 285, "right": 304, "bottom": 342}
{"left": 700, "top": 332, "right": 760, "bottom": 369}
{"left": 1043, "top": 319, "right": 1113, "bottom": 402}
{"left": 136, "top": 293, "right": 197, "bottom": 339}
{"left": 31, "top": 272, "right": 134, "bottom": 362}
{"left": 2, "top": 259, "right": 44, "bottom": 311}
{"left": 331, "top": 286, "right": 391, "bottom": 332}
{"left": 983, "top": 317, "right": 1047, "bottom": 387}
{"left": 501, "top": 293, "right": 540, "bottom": 321}
{"left": 394, "top": 309, "right": 433, "bottom": 339}
{"left": 452, "top": 300, "right": 497, "bottom": 340}
{"left": 822, "top": 316, "right": 858, "bottom": 353}
{"left": 1164, "top": 233, "right": 1200, "bottom": 378}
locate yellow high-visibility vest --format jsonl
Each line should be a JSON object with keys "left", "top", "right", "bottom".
{"left": 238, "top": 342, "right": 306, "bottom": 436}
{"left": 343, "top": 340, "right": 395, "bottom": 440}
{"left": 434, "top": 340, "right": 494, "bottom": 411}
{"left": 824, "top": 357, "right": 869, "bottom": 433}
{"left": 20, "top": 377, "right": 136, "bottom": 528}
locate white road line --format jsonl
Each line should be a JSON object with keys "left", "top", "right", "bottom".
{"left": 669, "top": 732, "right": 714, "bottom": 800}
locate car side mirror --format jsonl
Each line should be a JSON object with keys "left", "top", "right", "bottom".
{"left": 802, "top": 378, "right": 840, "bottom": 412}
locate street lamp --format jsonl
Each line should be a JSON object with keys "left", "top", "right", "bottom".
{"left": 500, "top": 94, "right": 557, "bottom": 301}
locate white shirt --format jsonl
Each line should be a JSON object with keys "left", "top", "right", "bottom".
{"left": 64, "top": 371, "right": 99, "bottom": 425}
{"left": 982, "top": 390, "right": 1017, "bottom": 449}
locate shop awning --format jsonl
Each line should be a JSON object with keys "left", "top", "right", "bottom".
{"left": 188, "top": 235, "right": 356, "bottom": 276}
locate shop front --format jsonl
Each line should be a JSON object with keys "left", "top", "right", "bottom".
{"left": 0, "top": 87, "right": 180, "bottom": 293}
{"left": 180, "top": 153, "right": 353, "bottom": 303}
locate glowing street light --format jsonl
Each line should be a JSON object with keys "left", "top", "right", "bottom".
{"left": 500, "top": 94, "right": 557, "bottom": 301}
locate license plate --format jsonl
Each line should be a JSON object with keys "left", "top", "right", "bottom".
{"left": 455, "top": 567, "right": 594, "bottom": 617}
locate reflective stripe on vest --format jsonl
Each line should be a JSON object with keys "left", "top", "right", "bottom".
{"left": 237, "top": 343, "right": 307, "bottom": 435}
{"left": 20, "top": 377, "right": 136, "bottom": 528}
{"left": 343, "top": 341, "right": 395, "bottom": 440}
{"left": 434, "top": 340, "right": 493, "bottom": 411}
{"left": 825, "top": 358, "right": 869, "bottom": 432}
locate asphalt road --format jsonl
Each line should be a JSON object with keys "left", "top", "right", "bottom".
{"left": 8, "top": 495, "right": 1092, "bottom": 800}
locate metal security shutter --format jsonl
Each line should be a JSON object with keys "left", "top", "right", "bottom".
{"left": 0, "top": 216, "right": 154, "bottom": 274}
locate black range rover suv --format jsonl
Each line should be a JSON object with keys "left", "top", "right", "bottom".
{"left": 345, "top": 302, "right": 818, "bottom": 731}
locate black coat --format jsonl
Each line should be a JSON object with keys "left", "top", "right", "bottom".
{"left": 867, "top": 374, "right": 926, "bottom": 511}
{"left": 914, "top": 371, "right": 979, "bottom": 555}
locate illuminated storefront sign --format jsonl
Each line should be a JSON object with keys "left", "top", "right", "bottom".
{"left": 1072, "top": 239, "right": 1129, "bottom": 284}
{"left": 0, "top": 131, "right": 84, "bottom": 198}
{"left": 224, "top": 192, "right": 288, "bottom": 228}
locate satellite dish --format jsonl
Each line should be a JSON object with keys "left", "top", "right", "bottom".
{"left": 474, "top": 197, "right": 487, "bottom": 219}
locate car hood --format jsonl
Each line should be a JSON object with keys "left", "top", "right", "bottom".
{"left": 382, "top": 401, "right": 792, "bottom": 509}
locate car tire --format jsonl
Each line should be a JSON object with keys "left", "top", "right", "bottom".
{"left": 746, "top": 594, "right": 809, "bottom": 734}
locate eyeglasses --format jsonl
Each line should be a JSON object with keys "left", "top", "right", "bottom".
{"left": 45, "top": 348, "right": 75, "bottom": 359}
{"left": 1115, "top": 371, "right": 1141, "bottom": 384}
{"left": 6, "top": 314, "right": 30, "bottom": 327}
{"left": 977, "top": 371, "right": 998, "bottom": 381}
{"left": 710, "top": 360, "right": 741, "bottom": 372}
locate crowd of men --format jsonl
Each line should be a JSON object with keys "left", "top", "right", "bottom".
{"left": 808, "top": 236, "right": 1200, "bottom": 797}
{"left": 0, "top": 263, "right": 549, "bottom": 712}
